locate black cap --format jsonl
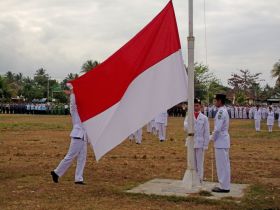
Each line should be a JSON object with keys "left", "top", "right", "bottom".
{"left": 214, "top": 94, "right": 226, "bottom": 101}
{"left": 194, "top": 98, "right": 201, "bottom": 104}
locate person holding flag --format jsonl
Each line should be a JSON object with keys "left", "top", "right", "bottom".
{"left": 210, "top": 94, "right": 231, "bottom": 193}
{"left": 184, "top": 98, "right": 210, "bottom": 184}
{"left": 51, "top": 83, "right": 88, "bottom": 185}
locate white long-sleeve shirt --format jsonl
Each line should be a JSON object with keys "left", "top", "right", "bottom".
{"left": 184, "top": 112, "right": 210, "bottom": 149}
{"left": 69, "top": 93, "right": 87, "bottom": 139}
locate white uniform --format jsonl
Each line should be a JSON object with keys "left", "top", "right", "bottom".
{"left": 249, "top": 107, "right": 253, "bottom": 119}
{"left": 230, "top": 107, "right": 234, "bottom": 119}
{"left": 243, "top": 107, "right": 247, "bottom": 119}
{"left": 150, "top": 118, "right": 157, "bottom": 135}
{"left": 267, "top": 111, "right": 274, "bottom": 132}
{"left": 261, "top": 108, "right": 267, "bottom": 120}
{"left": 212, "top": 106, "right": 231, "bottom": 190}
{"left": 146, "top": 121, "right": 152, "bottom": 133}
{"left": 254, "top": 108, "right": 262, "bottom": 132}
{"left": 184, "top": 112, "right": 210, "bottom": 183}
{"left": 238, "top": 108, "right": 242, "bottom": 119}
{"left": 54, "top": 93, "right": 87, "bottom": 182}
{"left": 234, "top": 107, "right": 239, "bottom": 119}
{"left": 129, "top": 128, "right": 143, "bottom": 144}
{"left": 155, "top": 111, "right": 168, "bottom": 141}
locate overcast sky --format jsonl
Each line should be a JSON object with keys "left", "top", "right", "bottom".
{"left": 0, "top": 0, "right": 279, "bottom": 86}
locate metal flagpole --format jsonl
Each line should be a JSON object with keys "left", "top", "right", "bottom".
{"left": 182, "top": 0, "right": 200, "bottom": 189}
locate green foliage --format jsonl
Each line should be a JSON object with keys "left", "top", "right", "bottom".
{"left": 0, "top": 75, "right": 11, "bottom": 101}
{"left": 228, "top": 69, "right": 262, "bottom": 91}
{"left": 81, "top": 60, "right": 99, "bottom": 73}
{"left": 194, "top": 63, "right": 227, "bottom": 103}
{"left": 235, "top": 91, "right": 246, "bottom": 105}
{"left": 271, "top": 59, "right": 280, "bottom": 87}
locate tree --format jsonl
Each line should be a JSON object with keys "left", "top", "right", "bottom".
{"left": 194, "top": 63, "right": 217, "bottom": 101}
{"left": 207, "top": 80, "right": 228, "bottom": 103}
{"left": 228, "top": 69, "right": 262, "bottom": 92}
{"left": 4, "top": 71, "right": 23, "bottom": 98}
{"left": 81, "top": 60, "right": 99, "bottom": 73}
{"left": 61, "top": 73, "right": 79, "bottom": 88}
{"left": 5, "top": 71, "right": 15, "bottom": 83}
{"left": 271, "top": 59, "right": 280, "bottom": 87}
{"left": 259, "top": 84, "right": 275, "bottom": 100}
{"left": 0, "top": 75, "right": 11, "bottom": 101}
{"left": 33, "top": 68, "right": 49, "bottom": 98}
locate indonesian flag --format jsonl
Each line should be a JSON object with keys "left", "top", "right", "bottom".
{"left": 69, "top": 1, "right": 188, "bottom": 161}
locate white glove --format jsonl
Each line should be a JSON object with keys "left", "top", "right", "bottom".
{"left": 209, "top": 134, "right": 213, "bottom": 141}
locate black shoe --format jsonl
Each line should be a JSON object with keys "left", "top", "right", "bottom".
{"left": 75, "top": 181, "right": 86, "bottom": 185}
{"left": 160, "top": 140, "right": 164, "bottom": 142}
{"left": 211, "top": 187, "right": 230, "bottom": 193}
{"left": 51, "top": 171, "right": 59, "bottom": 183}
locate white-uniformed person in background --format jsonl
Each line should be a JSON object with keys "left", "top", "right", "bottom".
{"left": 261, "top": 107, "right": 267, "bottom": 120}
{"left": 267, "top": 106, "right": 275, "bottom": 132}
{"left": 238, "top": 107, "right": 242, "bottom": 119}
{"left": 51, "top": 83, "right": 88, "bottom": 185}
{"left": 234, "top": 106, "right": 239, "bottom": 119}
{"left": 249, "top": 106, "right": 254, "bottom": 119}
{"left": 146, "top": 121, "right": 152, "bottom": 133}
{"left": 128, "top": 128, "right": 143, "bottom": 144}
{"left": 155, "top": 111, "right": 168, "bottom": 142}
{"left": 243, "top": 106, "right": 247, "bottom": 119}
{"left": 210, "top": 94, "right": 231, "bottom": 193}
{"left": 150, "top": 118, "right": 157, "bottom": 135}
{"left": 230, "top": 106, "right": 235, "bottom": 119}
{"left": 254, "top": 105, "right": 262, "bottom": 132}
{"left": 184, "top": 98, "right": 210, "bottom": 184}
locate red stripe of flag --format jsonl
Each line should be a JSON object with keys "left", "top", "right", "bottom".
{"left": 70, "top": 1, "right": 180, "bottom": 122}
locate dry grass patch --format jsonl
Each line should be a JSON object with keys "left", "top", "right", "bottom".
{"left": 0, "top": 115, "right": 279, "bottom": 209}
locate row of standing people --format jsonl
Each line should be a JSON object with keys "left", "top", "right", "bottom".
{"left": 0, "top": 103, "right": 70, "bottom": 115}
{"left": 128, "top": 111, "right": 168, "bottom": 144}
{"left": 254, "top": 105, "right": 280, "bottom": 132}
{"left": 204, "top": 105, "right": 280, "bottom": 120}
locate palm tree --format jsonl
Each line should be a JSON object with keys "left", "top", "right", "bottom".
{"left": 5, "top": 71, "right": 15, "bottom": 83}
{"left": 271, "top": 59, "right": 280, "bottom": 86}
{"left": 81, "top": 60, "right": 99, "bottom": 73}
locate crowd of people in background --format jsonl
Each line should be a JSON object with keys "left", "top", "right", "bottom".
{"left": 129, "top": 111, "right": 168, "bottom": 144}
{"left": 203, "top": 104, "right": 280, "bottom": 120}
{"left": 0, "top": 103, "right": 70, "bottom": 115}
{"left": 1, "top": 102, "right": 279, "bottom": 121}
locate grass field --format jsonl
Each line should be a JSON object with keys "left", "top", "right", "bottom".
{"left": 0, "top": 114, "right": 279, "bottom": 210}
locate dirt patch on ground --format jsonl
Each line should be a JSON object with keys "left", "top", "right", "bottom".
{"left": 0, "top": 115, "right": 279, "bottom": 209}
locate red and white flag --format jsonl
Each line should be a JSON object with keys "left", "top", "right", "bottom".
{"left": 70, "top": 1, "right": 188, "bottom": 161}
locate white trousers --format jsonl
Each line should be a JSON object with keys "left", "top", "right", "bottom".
{"left": 151, "top": 120, "right": 157, "bottom": 135}
{"left": 129, "top": 129, "right": 142, "bottom": 144}
{"left": 255, "top": 120, "right": 261, "bottom": 131}
{"left": 54, "top": 138, "right": 87, "bottom": 182}
{"left": 146, "top": 122, "right": 152, "bottom": 133}
{"left": 215, "top": 148, "right": 231, "bottom": 190}
{"left": 194, "top": 148, "right": 205, "bottom": 182}
{"left": 135, "top": 129, "right": 142, "bottom": 144}
{"left": 268, "top": 125, "right": 273, "bottom": 132}
{"left": 157, "top": 123, "right": 166, "bottom": 141}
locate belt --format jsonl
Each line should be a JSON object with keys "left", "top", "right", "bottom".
{"left": 73, "top": 137, "right": 82, "bottom": 140}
